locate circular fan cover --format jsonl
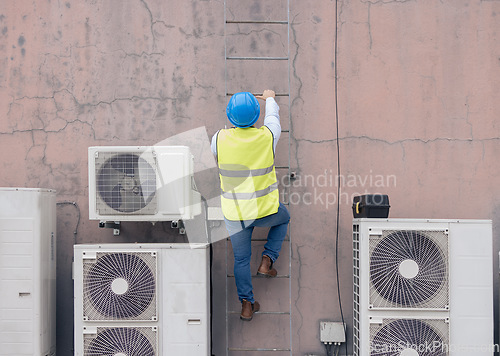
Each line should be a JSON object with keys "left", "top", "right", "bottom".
{"left": 97, "top": 153, "right": 156, "bottom": 213}
{"left": 370, "top": 230, "right": 447, "bottom": 307}
{"left": 371, "top": 319, "right": 445, "bottom": 356}
{"left": 86, "top": 328, "right": 155, "bottom": 356}
{"left": 85, "top": 253, "right": 156, "bottom": 319}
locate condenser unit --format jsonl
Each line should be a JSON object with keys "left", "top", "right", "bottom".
{"left": 353, "top": 219, "right": 493, "bottom": 356}
{"left": 0, "top": 188, "right": 56, "bottom": 356}
{"left": 88, "top": 146, "right": 201, "bottom": 222}
{"left": 74, "top": 243, "right": 210, "bottom": 356}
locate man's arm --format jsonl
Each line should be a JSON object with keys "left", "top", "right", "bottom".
{"left": 256, "top": 90, "right": 281, "bottom": 152}
{"left": 211, "top": 130, "right": 220, "bottom": 156}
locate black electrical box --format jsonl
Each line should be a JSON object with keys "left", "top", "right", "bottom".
{"left": 352, "top": 194, "right": 390, "bottom": 218}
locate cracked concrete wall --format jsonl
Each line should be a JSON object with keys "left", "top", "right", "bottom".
{"left": 290, "top": 0, "right": 500, "bottom": 354}
{"left": 1, "top": 0, "right": 226, "bottom": 354}
{"left": 1, "top": 0, "right": 500, "bottom": 355}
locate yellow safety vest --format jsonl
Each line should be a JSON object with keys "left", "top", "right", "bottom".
{"left": 217, "top": 126, "right": 279, "bottom": 221}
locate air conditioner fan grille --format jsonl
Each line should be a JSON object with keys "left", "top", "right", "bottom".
{"left": 369, "top": 230, "right": 448, "bottom": 309}
{"left": 83, "top": 252, "right": 157, "bottom": 321}
{"left": 95, "top": 151, "right": 157, "bottom": 215}
{"left": 370, "top": 319, "right": 449, "bottom": 356}
{"left": 84, "top": 327, "right": 157, "bottom": 356}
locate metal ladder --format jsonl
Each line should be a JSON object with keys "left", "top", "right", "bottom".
{"left": 224, "top": 0, "right": 292, "bottom": 355}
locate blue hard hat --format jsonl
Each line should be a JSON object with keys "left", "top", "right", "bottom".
{"left": 226, "top": 92, "right": 260, "bottom": 128}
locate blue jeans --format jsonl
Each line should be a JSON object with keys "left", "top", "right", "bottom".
{"left": 224, "top": 202, "right": 290, "bottom": 303}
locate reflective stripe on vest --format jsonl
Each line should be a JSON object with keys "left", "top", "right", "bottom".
{"left": 218, "top": 163, "right": 275, "bottom": 178}
{"left": 221, "top": 182, "right": 278, "bottom": 200}
{"left": 217, "top": 126, "right": 280, "bottom": 221}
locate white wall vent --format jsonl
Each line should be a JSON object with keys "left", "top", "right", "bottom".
{"left": 88, "top": 146, "right": 201, "bottom": 222}
{"left": 0, "top": 188, "right": 56, "bottom": 356}
{"left": 353, "top": 219, "right": 493, "bottom": 356}
{"left": 74, "top": 243, "right": 210, "bottom": 356}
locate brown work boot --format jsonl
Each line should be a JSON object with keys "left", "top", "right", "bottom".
{"left": 257, "top": 255, "right": 277, "bottom": 278}
{"left": 240, "top": 300, "right": 260, "bottom": 321}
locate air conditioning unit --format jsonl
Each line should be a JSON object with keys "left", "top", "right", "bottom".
{"left": 74, "top": 243, "right": 210, "bottom": 356}
{"left": 0, "top": 188, "right": 56, "bottom": 356}
{"left": 353, "top": 219, "right": 493, "bottom": 356}
{"left": 88, "top": 146, "right": 201, "bottom": 222}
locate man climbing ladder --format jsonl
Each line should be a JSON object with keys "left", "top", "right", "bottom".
{"left": 211, "top": 89, "right": 290, "bottom": 321}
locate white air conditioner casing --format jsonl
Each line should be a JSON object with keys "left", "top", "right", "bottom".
{"left": 88, "top": 146, "right": 201, "bottom": 222}
{"left": 74, "top": 243, "right": 210, "bottom": 356}
{"left": 0, "top": 188, "right": 56, "bottom": 356}
{"left": 353, "top": 219, "right": 493, "bottom": 356}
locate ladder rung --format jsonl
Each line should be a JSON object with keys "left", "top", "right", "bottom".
{"left": 227, "top": 274, "right": 290, "bottom": 278}
{"left": 226, "top": 20, "right": 288, "bottom": 25}
{"left": 228, "top": 348, "right": 292, "bottom": 352}
{"left": 226, "top": 93, "right": 289, "bottom": 97}
{"left": 228, "top": 311, "right": 290, "bottom": 315}
{"left": 251, "top": 238, "right": 290, "bottom": 242}
{"left": 226, "top": 56, "right": 288, "bottom": 61}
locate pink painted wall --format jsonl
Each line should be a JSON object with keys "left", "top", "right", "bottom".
{"left": 1, "top": 0, "right": 499, "bottom": 355}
